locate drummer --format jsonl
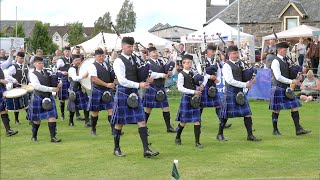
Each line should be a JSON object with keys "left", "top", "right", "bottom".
{"left": 28, "top": 56, "right": 62, "bottom": 142}
{"left": 0, "top": 67, "right": 18, "bottom": 137}
{"left": 6, "top": 52, "right": 29, "bottom": 125}
{"left": 67, "top": 54, "right": 91, "bottom": 127}
{"left": 87, "top": 49, "right": 115, "bottom": 136}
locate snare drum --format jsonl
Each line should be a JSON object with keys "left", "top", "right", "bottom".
{"left": 79, "top": 57, "right": 95, "bottom": 90}
{"left": 3, "top": 88, "right": 29, "bottom": 112}
{"left": 21, "top": 84, "right": 34, "bottom": 93}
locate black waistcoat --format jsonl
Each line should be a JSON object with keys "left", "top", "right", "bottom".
{"left": 33, "top": 70, "right": 51, "bottom": 97}
{"left": 12, "top": 64, "right": 29, "bottom": 83}
{"left": 272, "top": 57, "right": 290, "bottom": 86}
{"left": 92, "top": 61, "right": 112, "bottom": 89}
{"left": 69, "top": 65, "right": 81, "bottom": 91}
{"left": 149, "top": 59, "right": 165, "bottom": 87}
{"left": 181, "top": 71, "right": 196, "bottom": 90}
{"left": 226, "top": 60, "right": 242, "bottom": 87}
{"left": 0, "top": 68, "right": 5, "bottom": 88}
{"left": 58, "top": 57, "right": 71, "bottom": 72}
{"left": 118, "top": 55, "right": 138, "bottom": 82}
{"left": 205, "top": 58, "right": 218, "bottom": 87}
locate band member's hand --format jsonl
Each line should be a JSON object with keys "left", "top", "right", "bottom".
{"left": 82, "top": 71, "right": 89, "bottom": 79}
{"left": 246, "top": 82, "right": 253, "bottom": 89}
{"left": 214, "top": 79, "right": 220, "bottom": 84}
{"left": 139, "top": 82, "right": 149, "bottom": 89}
{"left": 61, "top": 71, "right": 68, "bottom": 75}
{"left": 210, "top": 75, "right": 217, "bottom": 81}
{"left": 10, "top": 49, "right": 16, "bottom": 56}
{"left": 113, "top": 79, "right": 119, "bottom": 85}
{"left": 194, "top": 90, "right": 202, "bottom": 96}
{"left": 57, "top": 82, "right": 62, "bottom": 88}
{"left": 106, "top": 83, "right": 115, "bottom": 89}
{"left": 167, "top": 71, "right": 173, "bottom": 77}
{"left": 147, "top": 77, "right": 154, "bottom": 83}
{"left": 199, "top": 85, "right": 204, "bottom": 91}
{"left": 292, "top": 79, "right": 300, "bottom": 85}
{"left": 251, "top": 78, "right": 256, "bottom": 84}
{"left": 0, "top": 79, "right": 8, "bottom": 84}
{"left": 14, "top": 80, "right": 19, "bottom": 84}
{"left": 53, "top": 87, "right": 59, "bottom": 92}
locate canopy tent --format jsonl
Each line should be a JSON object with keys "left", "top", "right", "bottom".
{"left": 76, "top": 31, "right": 173, "bottom": 54}
{"left": 262, "top": 25, "right": 320, "bottom": 41}
{"left": 181, "top": 19, "right": 255, "bottom": 62}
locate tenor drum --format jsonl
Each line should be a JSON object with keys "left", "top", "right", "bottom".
{"left": 21, "top": 84, "right": 34, "bottom": 93}
{"left": 3, "top": 88, "right": 29, "bottom": 112}
{"left": 79, "top": 57, "right": 95, "bottom": 90}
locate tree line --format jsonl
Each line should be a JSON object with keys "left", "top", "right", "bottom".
{"left": 0, "top": 0, "right": 136, "bottom": 55}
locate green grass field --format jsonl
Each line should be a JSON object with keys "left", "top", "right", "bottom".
{"left": 1, "top": 99, "right": 319, "bottom": 180}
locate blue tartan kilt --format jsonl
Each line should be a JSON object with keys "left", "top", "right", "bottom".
{"left": 0, "top": 87, "right": 6, "bottom": 111}
{"left": 28, "top": 94, "right": 58, "bottom": 121}
{"left": 220, "top": 86, "right": 252, "bottom": 119}
{"left": 269, "top": 86, "right": 302, "bottom": 110}
{"left": 58, "top": 76, "right": 70, "bottom": 100}
{"left": 68, "top": 90, "right": 89, "bottom": 112}
{"left": 201, "top": 85, "right": 221, "bottom": 108}
{"left": 176, "top": 94, "right": 201, "bottom": 123}
{"left": 111, "top": 86, "right": 145, "bottom": 125}
{"left": 87, "top": 87, "right": 114, "bottom": 112}
{"left": 143, "top": 85, "right": 169, "bottom": 108}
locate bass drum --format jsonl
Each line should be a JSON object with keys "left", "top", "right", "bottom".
{"left": 79, "top": 57, "right": 95, "bottom": 90}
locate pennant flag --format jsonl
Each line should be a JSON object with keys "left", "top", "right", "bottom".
{"left": 172, "top": 162, "right": 180, "bottom": 180}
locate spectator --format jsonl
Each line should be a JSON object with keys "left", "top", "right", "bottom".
{"left": 292, "top": 37, "right": 306, "bottom": 66}
{"left": 306, "top": 35, "right": 320, "bottom": 74}
{"left": 300, "top": 70, "right": 320, "bottom": 102}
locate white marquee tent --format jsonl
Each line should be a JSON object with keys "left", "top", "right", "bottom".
{"left": 76, "top": 31, "right": 173, "bottom": 54}
{"left": 180, "top": 19, "right": 255, "bottom": 62}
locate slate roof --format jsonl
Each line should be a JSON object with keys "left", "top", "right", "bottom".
{"left": 0, "top": 20, "right": 37, "bottom": 37}
{"left": 206, "top": 0, "right": 320, "bottom": 24}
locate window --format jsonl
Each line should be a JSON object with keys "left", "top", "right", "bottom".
{"left": 55, "top": 36, "right": 59, "bottom": 41}
{"left": 64, "top": 35, "right": 68, "bottom": 42}
{"left": 284, "top": 16, "right": 299, "bottom": 30}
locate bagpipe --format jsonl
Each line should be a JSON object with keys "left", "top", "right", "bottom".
{"left": 158, "top": 51, "right": 175, "bottom": 74}
{"left": 171, "top": 44, "right": 183, "bottom": 73}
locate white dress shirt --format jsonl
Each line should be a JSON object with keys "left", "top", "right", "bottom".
{"left": 0, "top": 55, "right": 13, "bottom": 70}
{"left": 68, "top": 66, "right": 83, "bottom": 82}
{"left": 6, "top": 62, "right": 30, "bottom": 83}
{"left": 149, "top": 58, "right": 166, "bottom": 79}
{"left": 113, "top": 53, "right": 140, "bottom": 89}
{"left": 271, "top": 54, "right": 293, "bottom": 85}
{"left": 222, "top": 60, "right": 247, "bottom": 88}
{"left": 177, "top": 69, "right": 208, "bottom": 94}
{"left": 29, "top": 69, "right": 54, "bottom": 92}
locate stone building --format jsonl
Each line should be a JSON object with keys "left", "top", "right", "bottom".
{"left": 149, "top": 23, "right": 196, "bottom": 42}
{"left": 206, "top": 0, "right": 320, "bottom": 46}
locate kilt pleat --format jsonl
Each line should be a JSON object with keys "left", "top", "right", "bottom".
{"left": 200, "top": 85, "right": 221, "bottom": 108}
{"left": 58, "top": 77, "right": 70, "bottom": 100}
{"left": 176, "top": 93, "right": 201, "bottom": 123}
{"left": 220, "top": 86, "right": 252, "bottom": 119}
{"left": 111, "top": 86, "right": 145, "bottom": 125}
{"left": 269, "top": 86, "right": 301, "bottom": 110}
{"left": 28, "top": 94, "right": 58, "bottom": 121}
{"left": 87, "top": 87, "right": 113, "bottom": 112}
{"left": 143, "top": 85, "right": 169, "bottom": 108}
{"left": 67, "top": 90, "right": 89, "bottom": 112}
{"left": 0, "top": 87, "right": 6, "bottom": 111}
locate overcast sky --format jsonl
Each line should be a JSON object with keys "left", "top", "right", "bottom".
{"left": 0, "top": 0, "right": 228, "bottom": 31}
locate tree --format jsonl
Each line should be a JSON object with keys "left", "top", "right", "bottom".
{"left": 93, "top": 12, "right": 113, "bottom": 36}
{"left": 30, "top": 21, "right": 57, "bottom": 54}
{"left": 68, "top": 22, "right": 85, "bottom": 46}
{"left": 12, "top": 22, "right": 25, "bottom": 37}
{"left": 115, "top": 0, "right": 136, "bottom": 33}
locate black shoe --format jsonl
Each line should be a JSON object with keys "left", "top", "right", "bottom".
{"left": 61, "top": 116, "right": 65, "bottom": 121}
{"left": 68, "top": 122, "right": 75, "bottom": 126}
{"left": 114, "top": 148, "right": 126, "bottom": 157}
{"left": 51, "top": 137, "right": 62, "bottom": 143}
{"left": 195, "top": 143, "right": 204, "bottom": 148}
{"left": 6, "top": 130, "right": 18, "bottom": 137}
{"left": 31, "top": 137, "right": 37, "bottom": 142}
{"left": 296, "top": 129, "right": 311, "bottom": 136}
{"left": 247, "top": 135, "right": 262, "bottom": 142}
{"left": 15, "top": 120, "right": 21, "bottom": 125}
{"left": 167, "top": 127, "right": 176, "bottom": 133}
{"left": 84, "top": 122, "right": 92, "bottom": 128}
{"left": 91, "top": 130, "right": 97, "bottom": 136}
{"left": 175, "top": 139, "right": 181, "bottom": 145}
{"left": 144, "top": 149, "right": 160, "bottom": 158}
{"left": 76, "top": 116, "right": 85, "bottom": 121}
{"left": 224, "top": 123, "right": 232, "bottom": 129}
{"left": 272, "top": 130, "right": 282, "bottom": 135}
{"left": 216, "top": 134, "right": 228, "bottom": 141}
